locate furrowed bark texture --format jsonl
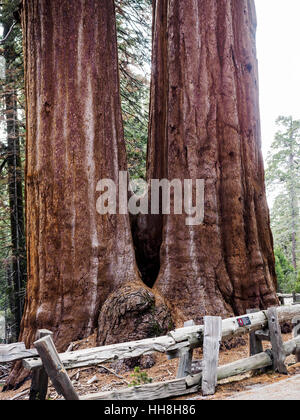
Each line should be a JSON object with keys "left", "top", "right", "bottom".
{"left": 20, "top": 0, "right": 141, "bottom": 351}
{"left": 142, "top": 0, "right": 278, "bottom": 320}
{"left": 97, "top": 282, "right": 174, "bottom": 346}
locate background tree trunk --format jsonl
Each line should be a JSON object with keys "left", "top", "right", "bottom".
{"left": 139, "top": 0, "right": 278, "bottom": 321}
{"left": 3, "top": 21, "right": 26, "bottom": 341}
{"left": 19, "top": 0, "right": 141, "bottom": 352}
{"left": 288, "top": 123, "right": 298, "bottom": 271}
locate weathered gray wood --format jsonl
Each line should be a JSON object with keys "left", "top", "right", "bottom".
{"left": 277, "top": 293, "right": 300, "bottom": 299}
{"left": 247, "top": 309, "right": 264, "bottom": 356}
{"left": 247, "top": 309, "right": 268, "bottom": 375}
{"left": 278, "top": 293, "right": 300, "bottom": 306}
{"left": 292, "top": 316, "right": 300, "bottom": 363}
{"left": 25, "top": 334, "right": 179, "bottom": 370}
{"left": 82, "top": 335, "right": 300, "bottom": 400}
{"left": 176, "top": 320, "right": 195, "bottom": 378}
{"left": 29, "top": 330, "right": 53, "bottom": 400}
{"left": 82, "top": 376, "right": 200, "bottom": 401}
{"left": 293, "top": 292, "right": 300, "bottom": 304}
{"left": 24, "top": 304, "right": 300, "bottom": 371}
{"left": 208, "top": 336, "right": 300, "bottom": 383}
{"left": 267, "top": 307, "right": 288, "bottom": 374}
{"left": 192, "top": 335, "right": 299, "bottom": 387}
{"left": 34, "top": 335, "right": 79, "bottom": 400}
{"left": 202, "top": 316, "right": 222, "bottom": 396}
{"left": 255, "top": 329, "right": 270, "bottom": 341}
{"left": 0, "top": 343, "right": 38, "bottom": 363}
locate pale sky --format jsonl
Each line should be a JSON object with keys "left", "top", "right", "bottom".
{"left": 256, "top": 0, "right": 300, "bottom": 160}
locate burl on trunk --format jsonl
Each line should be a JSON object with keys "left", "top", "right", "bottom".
{"left": 136, "top": 0, "right": 278, "bottom": 320}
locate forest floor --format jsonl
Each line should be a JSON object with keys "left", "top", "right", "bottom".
{"left": 0, "top": 329, "right": 299, "bottom": 400}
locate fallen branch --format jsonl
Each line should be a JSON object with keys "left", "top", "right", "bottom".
{"left": 10, "top": 388, "right": 30, "bottom": 401}
{"left": 0, "top": 22, "right": 17, "bottom": 45}
{"left": 98, "top": 365, "right": 130, "bottom": 385}
{"left": 66, "top": 342, "right": 75, "bottom": 353}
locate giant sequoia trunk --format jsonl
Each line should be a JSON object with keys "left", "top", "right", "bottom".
{"left": 7, "top": 0, "right": 279, "bottom": 389}
{"left": 19, "top": 0, "right": 143, "bottom": 350}
{"left": 137, "top": 0, "right": 279, "bottom": 320}
{"left": 6, "top": 0, "right": 173, "bottom": 388}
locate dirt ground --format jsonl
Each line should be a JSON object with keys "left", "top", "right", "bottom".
{"left": 0, "top": 330, "right": 299, "bottom": 401}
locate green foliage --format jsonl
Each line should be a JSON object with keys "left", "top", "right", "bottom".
{"left": 266, "top": 116, "right": 300, "bottom": 189}
{"left": 0, "top": 0, "right": 24, "bottom": 92}
{"left": 0, "top": 1, "right": 26, "bottom": 340}
{"left": 116, "top": 0, "right": 151, "bottom": 179}
{"left": 274, "top": 248, "right": 298, "bottom": 293}
{"left": 296, "top": 274, "right": 300, "bottom": 293}
{"left": 128, "top": 366, "right": 153, "bottom": 387}
{"left": 270, "top": 193, "right": 300, "bottom": 266}
{"left": 266, "top": 116, "right": 300, "bottom": 278}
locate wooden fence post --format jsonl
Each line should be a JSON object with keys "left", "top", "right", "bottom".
{"left": 34, "top": 335, "right": 79, "bottom": 400}
{"left": 176, "top": 320, "right": 195, "bottom": 378}
{"left": 247, "top": 309, "right": 270, "bottom": 375}
{"left": 202, "top": 316, "right": 222, "bottom": 396}
{"left": 247, "top": 309, "right": 269, "bottom": 375}
{"left": 247, "top": 309, "right": 264, "bottom": 356}
{"left": 29, "top": 329, "right": 53, "bottom": 400}
{"left": 267, "top": 307, "right": 288, "bottom": 374}
{"left": 292, "top": 316, "right": 300, "bottom": 363}
{"left": 293, "top": 292, "right": 300, "bottom": 305}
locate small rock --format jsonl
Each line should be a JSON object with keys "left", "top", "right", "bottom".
{"left": 140, "top": 354, "right": 156, "bottom": 369}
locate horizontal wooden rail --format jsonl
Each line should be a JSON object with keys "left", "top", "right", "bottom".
{"left": 81, "top": 336, "right": 300, "bottom": 400}
{"left": 278, "top": 293, "right": 300, "bottom": 299}
{"left": 0, "top": 343, "right": 38, "bottom": 363}
{"left": 23, "top": 304, "right": 300, "bottom": 371}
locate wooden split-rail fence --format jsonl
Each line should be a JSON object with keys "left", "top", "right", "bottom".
{"left": 1, "top": 303, "right": 300, "bottom": 400}
{"left": 277, "top": 293, "right": 300, "bottom": 306}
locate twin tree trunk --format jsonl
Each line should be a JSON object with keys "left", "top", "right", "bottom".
{"left": 141, "top": 0, "right": 278, "bottom": 320}
{"left": 11, "top": 0, "right": 278, "bottom": 385}
{"left": 20, "top": 0, "right": 142, "bottom": 351}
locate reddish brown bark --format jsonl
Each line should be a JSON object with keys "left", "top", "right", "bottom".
{"left": 97, "top": 282, "right": 174, "bottom": 346}
{"left": 6, "top": 0, "right": 279, "bottom": 390}
{"left": 19, "top": 0, "right": 142, "bottom": 352}
{"left": 140, "top": 0, "right": 279, "bottom": 320}
{"left": 5, "top": 3, "right": 173, "bottom": 390}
